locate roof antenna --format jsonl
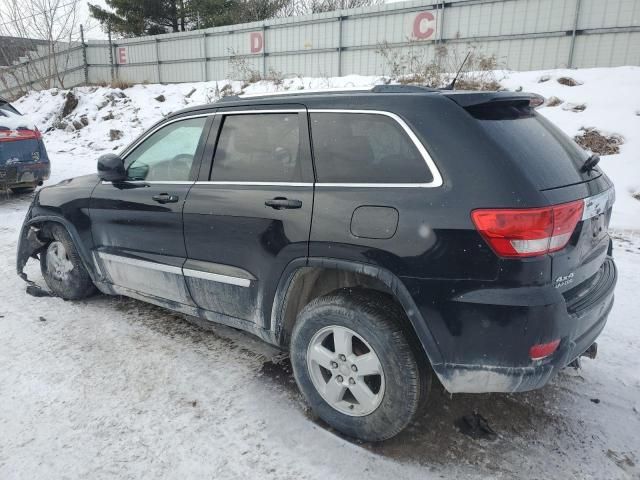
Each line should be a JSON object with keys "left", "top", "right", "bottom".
{"left": 444, "top": 51, "right": 472, "bottom": 90}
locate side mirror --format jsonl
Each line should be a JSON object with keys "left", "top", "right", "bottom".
{"left": 97, "top": 153, "right": 126, "bottom": 182}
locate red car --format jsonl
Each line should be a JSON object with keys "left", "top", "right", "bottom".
{"left": 0, "top": 96, "right": 50, "bottom": 193}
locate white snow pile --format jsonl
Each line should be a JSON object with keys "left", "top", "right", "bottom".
{"left": 13, "top": 66, "right": 640, "bottom": 229}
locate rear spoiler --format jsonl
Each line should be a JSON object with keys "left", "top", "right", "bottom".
{"left": 442, "top": 91, "right": 541, "bottom": 108}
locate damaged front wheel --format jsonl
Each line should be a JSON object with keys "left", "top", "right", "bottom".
{"left": 40, "top": 225, "right": 96, "bottom": 300}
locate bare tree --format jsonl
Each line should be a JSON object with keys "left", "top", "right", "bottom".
{"left": 281, "top": 0, "right": 383, "bottom": 16}
{"left": 0, "top": 0, "right": 84, "bottom": 90}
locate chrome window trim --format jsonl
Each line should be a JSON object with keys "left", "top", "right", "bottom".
{"left": 183, "top": 268, "right": 251, "bottom": 288}
{"left": 194, "top": 181, "right": 312, "bottom": 187}
{"left": 307, "top": 109, "right": 443, "bottom": 188}
{"left": 108, "top": 109, "right": 443, "bottom": 188}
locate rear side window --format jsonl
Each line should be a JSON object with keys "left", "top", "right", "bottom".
{"left": 212, "top": 113, "right": 302, "bottom": 182}
{"left": 310, "top": 112, "right": 432, "bottom": 184}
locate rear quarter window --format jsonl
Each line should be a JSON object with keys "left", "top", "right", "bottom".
{"left": 310, "top": 112, "right": 433, "bottom": 184}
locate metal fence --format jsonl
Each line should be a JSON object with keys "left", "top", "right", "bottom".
{"left": 1, "top": 0, "right": 639, "bottom": 96}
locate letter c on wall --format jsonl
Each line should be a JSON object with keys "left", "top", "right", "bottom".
{"left": 250, "top": 32, "right": 263, "bottom": 53}
{"left": 413, "top": 11, "right": 435, "bottom": 40}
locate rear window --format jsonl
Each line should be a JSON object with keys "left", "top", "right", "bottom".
{"left": 0, "top": 102, "right": 20, "bottom": 115}
{"left": 467, "top": 103, "right": 597, "bottom": 190}
{"left": 310, "top": 112, "right": 432, "bottom": 184}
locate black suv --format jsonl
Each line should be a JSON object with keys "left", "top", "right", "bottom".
{"left": 17, "top": 86, "right": 616, "bottom": 441}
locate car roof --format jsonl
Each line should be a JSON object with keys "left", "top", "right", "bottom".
{"left": 167, "top": 86, "right": 534, "bottom": 119}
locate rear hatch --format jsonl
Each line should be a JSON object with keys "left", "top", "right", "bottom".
{"left": 0, "top": 101, "right": 46, "bottom": 174}
{"left": 450, "top": 92, "right": 615, "bottom": 308}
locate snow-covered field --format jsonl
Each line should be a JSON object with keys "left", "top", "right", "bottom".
{"left": 1, "top": 67, "right": 639, "bottom": 479}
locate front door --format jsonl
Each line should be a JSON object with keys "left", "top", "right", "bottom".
{"left": 183, "top": 107, "right": 314, "bottom": 329}
{"left": 90, "top": 114, "right": 212, "bottom": 305}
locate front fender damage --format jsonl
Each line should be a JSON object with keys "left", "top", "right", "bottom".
{"left": 16, "top": 220, "right": 47, "bottom": 282}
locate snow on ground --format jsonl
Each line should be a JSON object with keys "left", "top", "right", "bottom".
{"left": 1, "top": 68, "right": 639, "bottom": 479}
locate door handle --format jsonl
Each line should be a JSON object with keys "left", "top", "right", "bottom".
{"left": 265, "top": 197, "right": 303, "bottom": 210}
{"left": 152, "top": 193, "right": 179, "bottom": 204}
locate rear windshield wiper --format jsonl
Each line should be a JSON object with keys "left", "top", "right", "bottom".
{"left": 581, "top": 153, "right": 600, "bottom": 172}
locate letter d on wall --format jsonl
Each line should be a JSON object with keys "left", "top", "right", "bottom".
{"left": 250, "top": 32, "right": 263, "bottom": 53}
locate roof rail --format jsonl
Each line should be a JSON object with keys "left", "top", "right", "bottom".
{"left": 237, "top": 86, "right": 374, "bottom": 99}
{"left": 214, "top": 84, "right": 441, "bottom": 103}
{"left": 370, "top": 85, "right": 440, "bottom": 93}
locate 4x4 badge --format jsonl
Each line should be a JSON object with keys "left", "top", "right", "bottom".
{"left": 554, "top": 272, "right": 575, "bottom": 288}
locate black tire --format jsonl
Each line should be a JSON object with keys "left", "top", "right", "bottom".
{"left": 10, "top": 185, "right": 35, "bottom": 194}
{"left": 40, "top": 224, "right": 96, "bottom": 300}
{"left": 290, "top": 288, "right": 431, "bottom": 442}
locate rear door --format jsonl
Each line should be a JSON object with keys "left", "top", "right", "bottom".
{"left": 91, "top": 113, "right": 213, "bottom": 305}
{"left": 182, "top": 106, "right": 314, "bottom": 329}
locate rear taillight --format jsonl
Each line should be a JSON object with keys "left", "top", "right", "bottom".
{"left": 529, "top": 339, "right": 561, "bottom": 361}
{"left": 471, "top": 200, "right": 584, "bottom": 258}
{"left": 0, "top": 128, "right": 41, "bottom": 142}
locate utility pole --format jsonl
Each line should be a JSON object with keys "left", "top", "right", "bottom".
{"left": 80, "top": 24, "right": 88, "bottom": 85}
{"left": 107, "top": 23, "right": 114, "bottom": 82}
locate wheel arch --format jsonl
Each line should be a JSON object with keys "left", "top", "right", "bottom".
{"left": 270, "top": 257, "right": 444, "bottom": 366}
{"left": 17, "top": 215, "right": 101, "bottom": 285}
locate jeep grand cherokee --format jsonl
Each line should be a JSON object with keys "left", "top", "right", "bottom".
{"left": 17, "top": 86, "right": 616, "bottom": 441}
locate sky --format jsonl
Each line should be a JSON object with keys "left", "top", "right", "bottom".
{"left": 77, "top": 0, "right": 109, "bottom": 40}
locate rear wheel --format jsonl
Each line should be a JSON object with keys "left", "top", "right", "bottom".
{"left": 40, "top": 225, "right": 96, "bottom": 300}
{"left": 290, "top": 289, "right": 430, "bottom": 442}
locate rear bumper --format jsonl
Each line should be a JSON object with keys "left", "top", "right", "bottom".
{"left": 0, "top": 162, "right": 50, "bottom": 187}
{"left": 407, "top": 257, "right": 617, "bottom": 393}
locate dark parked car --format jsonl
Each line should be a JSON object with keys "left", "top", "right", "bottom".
{"left": 0, "top": 97, "right": 50, "bottom": 193}
{"left": 17, "top": 86, "right": 616, "bottom": 441}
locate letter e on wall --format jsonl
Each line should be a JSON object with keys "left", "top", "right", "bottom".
{"left": 118, "top": 47, "right": 128, "bottom": 64}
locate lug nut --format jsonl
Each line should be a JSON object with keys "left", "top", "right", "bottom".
{"left": 351, "top": 365, "right": 357, "bottom": 372}
{"left": 336, "top": 375, "right": 343, "bottom": 382}
{"left": 339, "top": 354, "right": 346, "bottom": 361}
{"left": 330, "top": 361, "right": 338, "bottom": 368}
{"left": 349, "top": 378, "right": 355, "bottom": 385}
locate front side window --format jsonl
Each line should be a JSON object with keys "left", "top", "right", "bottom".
{"left": 126, "top": 117, "right": 207, "bottom": 181}
{"left": 310, "top": 112, "right": 432, "bottom": 184}
{"left": 211, "top": 113, "right": 302, "bottom": 182}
